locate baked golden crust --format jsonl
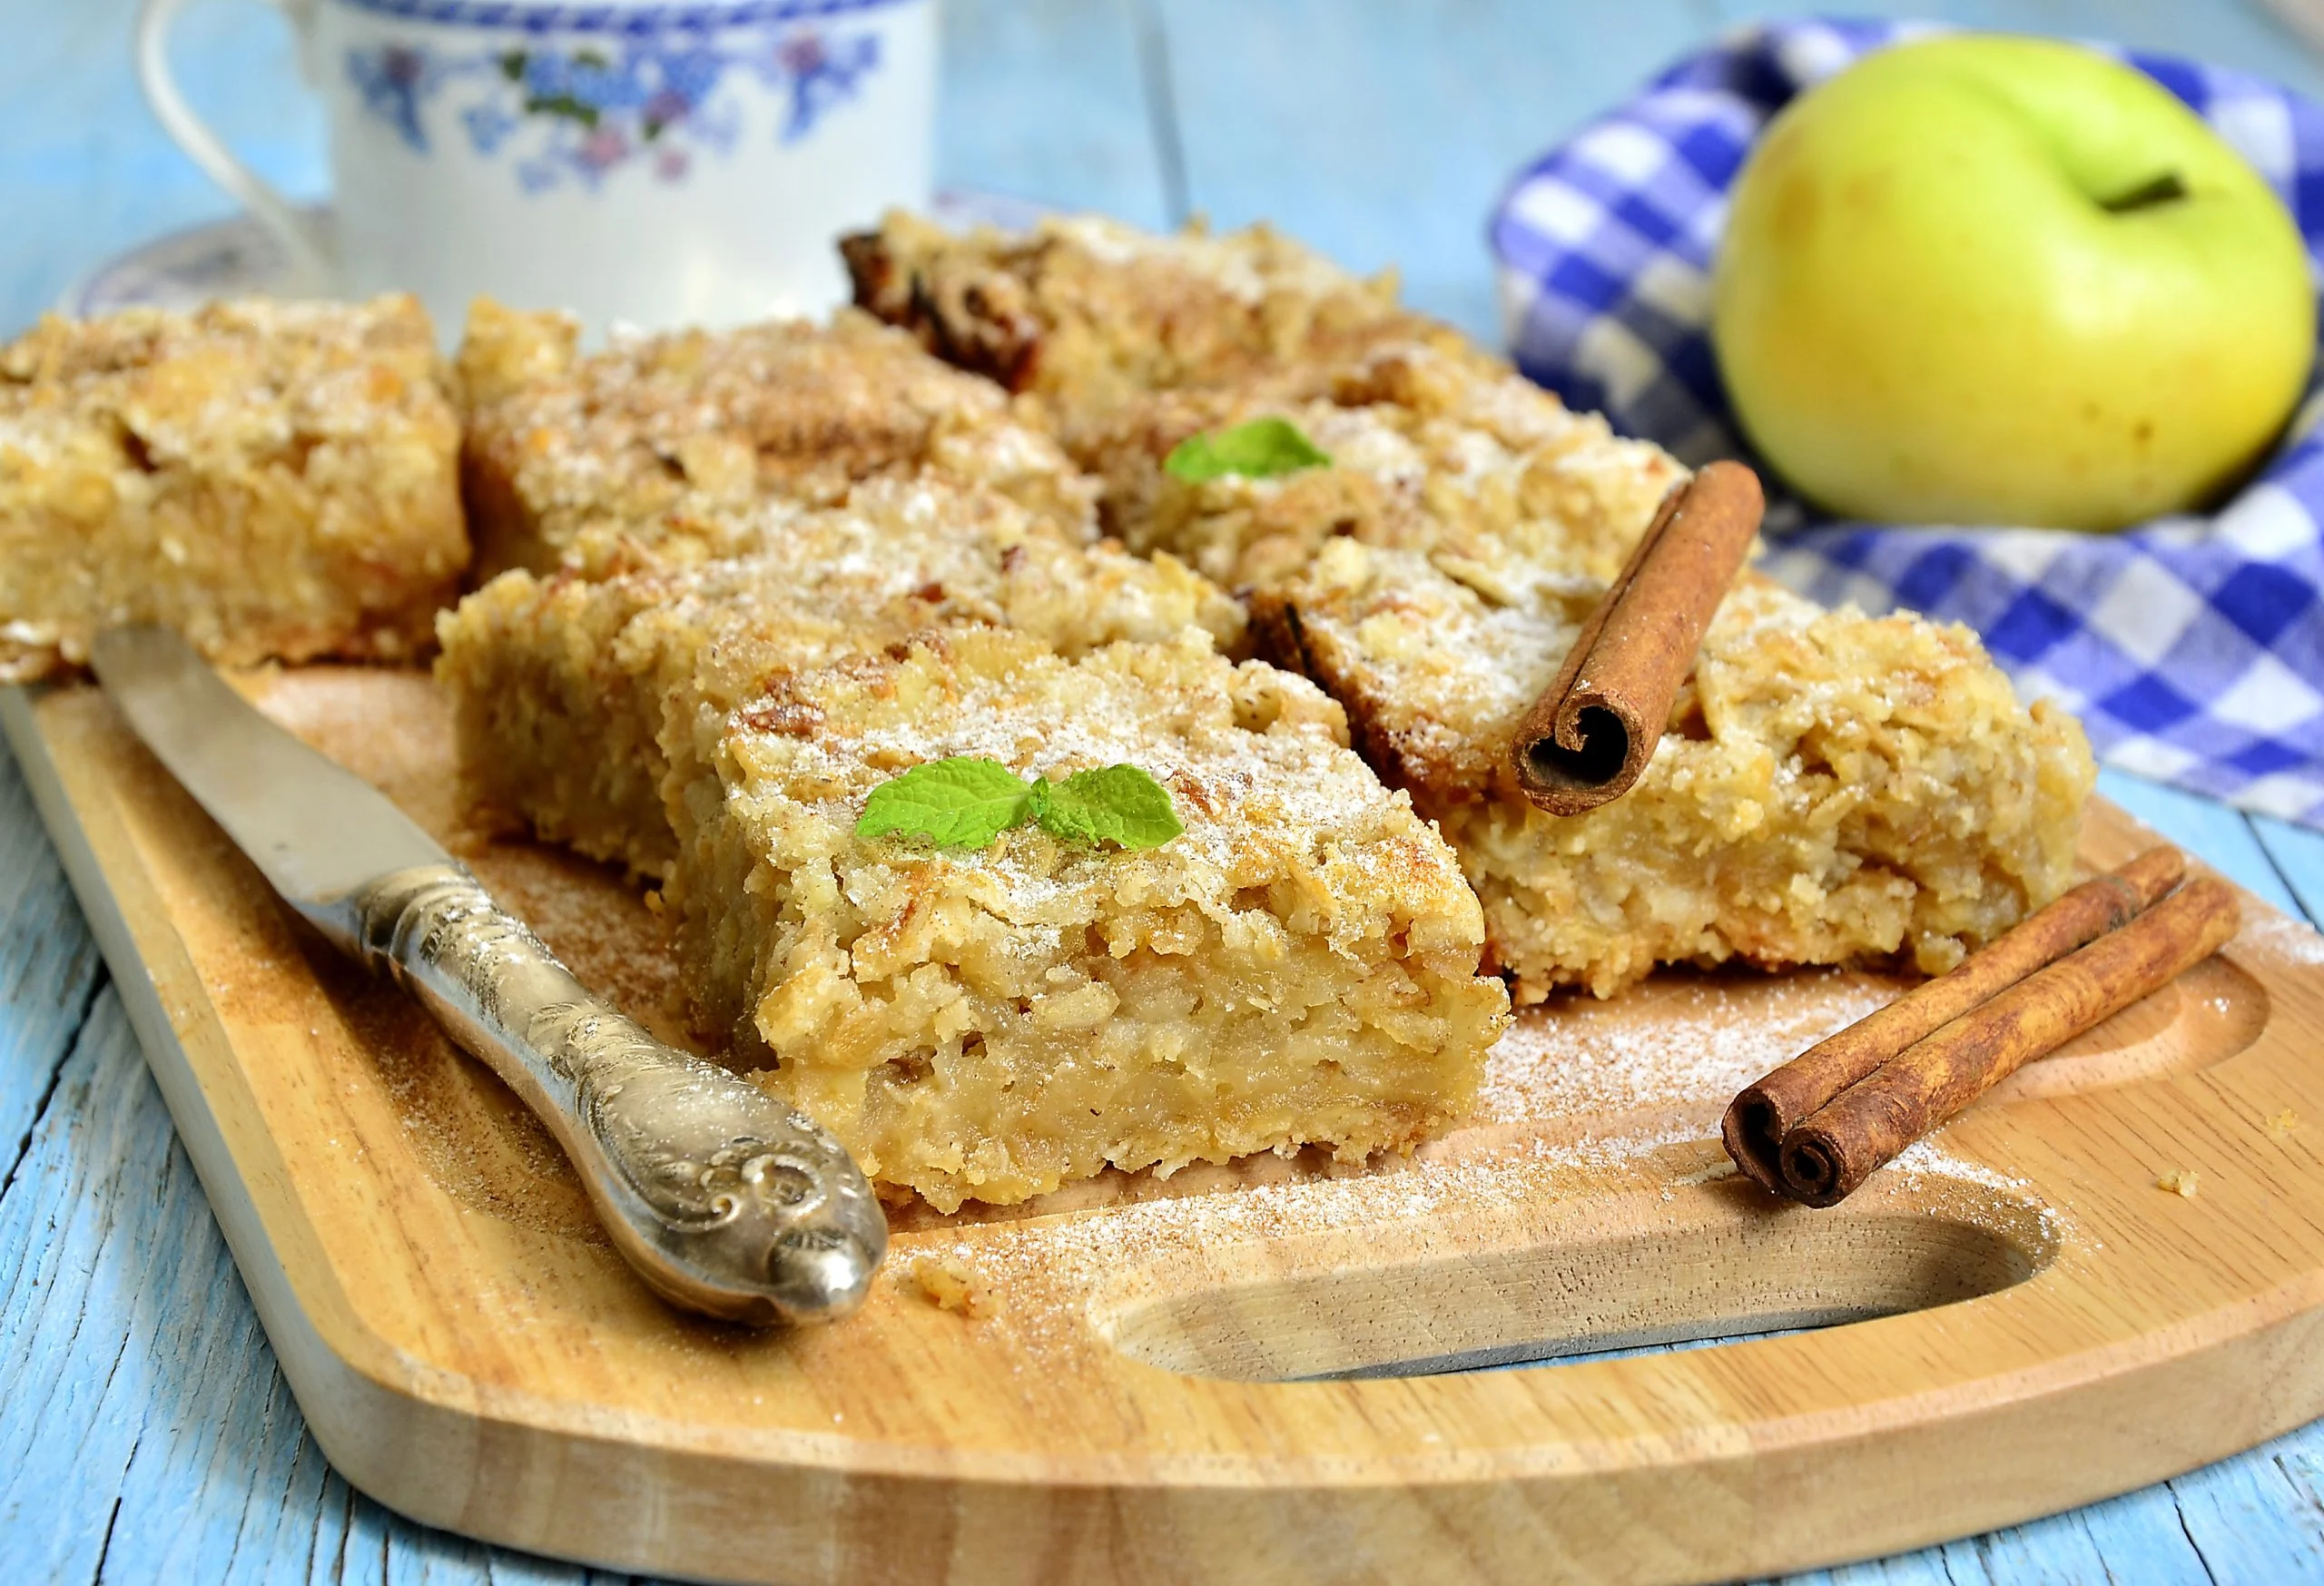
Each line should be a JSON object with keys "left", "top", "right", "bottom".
{"left": 842, "top": 210, "right": 1491, "bottom": 414}
{"left": 1258, "top": 538, "right": 2095, "bottom": 1000}
{"left": 436, "top": 478, "right": 1246, "bottom": 874}
{"left": 456, "top": 300, "right": 1094, "bottom": 577}
{"left": 0, "top": 295, "right": 466, "bottom": 680}
{"left": 689, "top": 625, "right": 1508, "bottom": 1210}
{"left": 1066, "top": 341, "right": 1685, "bottom": 592}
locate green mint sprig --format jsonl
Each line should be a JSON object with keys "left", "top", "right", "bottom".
{"left": 1164, "top": 417, "right": 1332, "bottom": 483}
{"left": 856, "top": 757, "right": 1183, "bottom": 852}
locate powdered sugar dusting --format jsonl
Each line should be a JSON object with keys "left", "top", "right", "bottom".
{"left": 740, "top": 628, "right": 1402, "bottom": 898}
{"left": 1886, "top": 1138, "right": 2039, "bottom": 1196}
{"left": 3, "top": 295, "right": 447, "bottom": 477}
{"left": 463, "top": 306, "right": 1093, "bottom": 556}
{"left": 2244, "top": 907, "right": 2324, "bottom": 967}
{"left": 1478, "top": 970, "right": 1904, "bottom": 1124}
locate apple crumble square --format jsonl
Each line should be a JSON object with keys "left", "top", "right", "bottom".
{"left": 437, "top": 478, "right": 1242, "bottom": 874}
{"left": 842, "top": 209, "right": 1490, "bottom": 413}
{"left": 455, "top": 299, "right": 1095, "bottom": 577}
{"left": 684, "top": 624, "right": 1510, "bottom": 1210}
{"left": 1255, "top": 538, "right": 2094, "bottom": 1000}
{"left": 0, "top": 295, "right": 465, "bottom": 681}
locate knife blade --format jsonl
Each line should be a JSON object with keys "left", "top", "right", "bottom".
{"left": 91, "top": 626, "right": 886, "bottom": 1326}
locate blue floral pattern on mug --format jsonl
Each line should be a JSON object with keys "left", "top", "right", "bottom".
{"left": 344, "top": 23, "right": 881, "bottom": 192}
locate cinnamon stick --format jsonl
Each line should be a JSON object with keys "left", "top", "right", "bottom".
{"left": 1770, "top": 875, "right": 2240, "bottom": 1207}
{"left": 1720, "top": 846, "right": 2187, "bottom": 1196}
{"left": 1510, "top": 460, "right": 1763, "bottom": 815}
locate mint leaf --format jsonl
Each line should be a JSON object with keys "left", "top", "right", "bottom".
{"left": 856, "top": 758, "right": 1036, "bottom": 849}
{"left": 1033, "top": 765, "right": 1183, "bottom": 851}
{"left": 857, "top": 758, "right": 1182, "bottom": 852}
{"left": 1164, "top": 417, "right": 1332, "bottom": 484}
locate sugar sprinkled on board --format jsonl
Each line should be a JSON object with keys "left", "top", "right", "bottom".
{"left": 2243, "top": 909, "right": 2324, "bottom": 968}
{"left": 1886, "top": 1137, "right": 2036, "bottom": 1196}
{"left": 945, "top": 1138, "right": 1695, "bottom": 1351}
{"left": 939, "top": 1116, "right": 2061, "bottom": 1357}
{"left": 1477, "top": 970, "right": 1902, "bottom": 1124}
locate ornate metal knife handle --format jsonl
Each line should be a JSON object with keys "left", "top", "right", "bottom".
{"left": 302, "top": 863, "right": 886, "bottom": 1325}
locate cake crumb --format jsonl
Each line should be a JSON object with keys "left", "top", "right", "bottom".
{"left": 2156, "top": 1169, "right": 2200, "bottom": 1199}
{"left": 908, "top": 1254, "right": 1003, "bottom": 1318}
{"left": 2271, "top": 1108, "right": 2300, "bottom": 1136}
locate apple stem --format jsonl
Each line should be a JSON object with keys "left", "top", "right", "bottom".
{"left": 2102, "top": 171, "right": 2189, "bottom": 212}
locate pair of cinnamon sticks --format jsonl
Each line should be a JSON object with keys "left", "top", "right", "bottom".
{"left": 1721, "top": 847, "right": 2241, "bottom": 1206}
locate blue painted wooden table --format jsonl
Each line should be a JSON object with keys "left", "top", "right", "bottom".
{"left": 8, "top": 2, "right": 2324, "bottom": 1580}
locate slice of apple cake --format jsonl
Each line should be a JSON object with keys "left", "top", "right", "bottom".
{"left": 454, "top": 299, "right": 1095, "bottom": 577}
{"left": 437, "top": 478, "right": 1241, "bottom": 874}
{"left": 1255, "top": 537, "right": 2095, "bottom": 1001}
{"left": 684, "top": 624, "right": 1509, "bottom": 1210}
{"left": 0, "top": 295, "right": 466, "bottom": 681}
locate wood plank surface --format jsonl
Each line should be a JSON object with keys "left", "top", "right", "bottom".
{"left": 0, "top": 744, "right": 103, "bottom": 1174}
{"left": 5, "top": 2, "right": 2324, "bottom": 1582}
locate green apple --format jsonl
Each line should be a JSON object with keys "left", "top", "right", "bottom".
{"left": 1712, "top": 34, "right": 2314, "bottom": 530}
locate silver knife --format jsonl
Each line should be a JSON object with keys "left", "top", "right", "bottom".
{"left": 90, "top": 626, "right": 886, "bottom": 1327}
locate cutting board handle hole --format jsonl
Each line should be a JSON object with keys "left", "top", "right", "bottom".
{"left": 1100, "top": 1194, "right": 2053, "bottom": 1381}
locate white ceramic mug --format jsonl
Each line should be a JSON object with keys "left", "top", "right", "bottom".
{"left": 136, "top": 0, "right": 938, "bottom": 334}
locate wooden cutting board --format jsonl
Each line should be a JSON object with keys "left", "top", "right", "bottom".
{"left": 8, "top": 665, "right": 2324, "bottom": 1586}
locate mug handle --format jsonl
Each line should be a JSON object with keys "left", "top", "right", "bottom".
{"left": 135, "top": 0, "right": 336, "bottom": 293}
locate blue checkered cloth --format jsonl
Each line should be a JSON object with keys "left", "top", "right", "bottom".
{"left": 1490, "top": 17, "right": 2324, "bottom": 830}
